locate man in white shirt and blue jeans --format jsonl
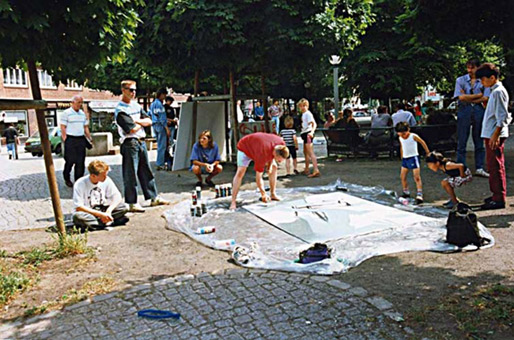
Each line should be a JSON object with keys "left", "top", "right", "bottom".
{"left": 475, "top": 63, "right": 511, "bottom": 210}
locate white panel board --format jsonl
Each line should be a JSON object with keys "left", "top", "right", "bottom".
{"left": 244, "top": 192, "right": 435, "bottom": 243}
{"left": 173, "top": 102, "right": 227, "bottom": 171}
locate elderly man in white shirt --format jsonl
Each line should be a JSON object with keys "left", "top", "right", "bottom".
{"left": 392, "top": 102, "right": 417, "bottom": 127}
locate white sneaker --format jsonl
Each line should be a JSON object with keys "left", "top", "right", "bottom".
{"left": 150, "top": 196, "right": 171, "bottom": 207}
{"left": 475, "top": 169, "right": 489, "bottom": 178}
{"left": 128, "top": 203, "right": 145, "bottom": 213}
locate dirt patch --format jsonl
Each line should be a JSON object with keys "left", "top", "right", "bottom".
{"left": 1, "top": 148, "right": 513, "bottom": 337}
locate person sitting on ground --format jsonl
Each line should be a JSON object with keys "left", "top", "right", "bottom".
{"left": 396, "top": 122, "right": 430, "bottom": 204}
{"left": 72, "top": 160, "right": 129, "bottom": 230}
{"left": 190, "top": 130, "right": 223, "bottom": 187}
{"left": 280, "top": 115, "right": 299, "bottom": 176}
{"left": 230, "top": 132, "right": 289, "bottom": 210}
{"left": 392, "top": 102, "right": 417, "bottom": 127}
{"left": 426, "top": 151, "right": 472, "bottom": 209}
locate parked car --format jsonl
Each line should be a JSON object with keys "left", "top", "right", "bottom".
{"left": 353, "top": 110, "right": 372, "bottom": 126}
{"left": 25, "top": 127, "right": 62, "bottom": 157}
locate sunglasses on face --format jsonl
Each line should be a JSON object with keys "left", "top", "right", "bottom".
{"left": 124, "top": 87, "right": 136, "bottom": 92}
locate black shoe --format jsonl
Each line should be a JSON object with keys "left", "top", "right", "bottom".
{"left": 195, "top": 181, "right": 203, "bottom": 187}
{"left": 205, "top": 179, "right": 215, "bottom": 188}
{"left": 112, "top": 216, "right": 130, "bottom": 226}
{"left": 483, "top": 196, "right": 493, "bottom": 203}
{"left": 480, "top": 200, "right": 505, "bottom": 210}
{"left": 9, "top": 154, "right": 12, "bottom": 160}
{"left": 401, "top": 192, "right": 410, "bottom": 198}
{"left": 65, "top": 180, "right": 73, "bottom": 188}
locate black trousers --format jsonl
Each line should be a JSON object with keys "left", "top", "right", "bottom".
{"left": 64, "top": 135, "right": 87, "bottom": 182}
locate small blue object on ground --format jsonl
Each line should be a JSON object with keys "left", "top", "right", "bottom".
{"left": 137, "top": 309, "right": 181, "bottom": 320}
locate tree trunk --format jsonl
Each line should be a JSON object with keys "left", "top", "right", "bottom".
{"left": 27, "top": 60, "right": 65, "bottom": 236}
{"left": 229, "top": 70, "right": 239, "bottom": 161}
{"left": 261, "top": 74, "right": 270, "bottom": 133}
{"left": 194, "top": 70, "right": 200, "bottom": 96}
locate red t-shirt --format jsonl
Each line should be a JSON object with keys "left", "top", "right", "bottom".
{"left": 237, "top": 132, "right": 285, "bottom": 172}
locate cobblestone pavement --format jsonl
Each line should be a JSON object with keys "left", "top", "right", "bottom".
{"left": 0, "top": 269, "right": 413, "bottom": 340}
{"left": 0, "top": 138, "right": 327, "bottom": 231}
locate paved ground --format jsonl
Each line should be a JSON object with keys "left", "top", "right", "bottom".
{"left": 0, "top": 269, "right": 411, "bottom": 340}
{"left": 0, "top": 139, "right": 327, "bottom": 231}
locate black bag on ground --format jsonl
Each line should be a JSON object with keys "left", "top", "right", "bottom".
{"left": 299, "top": 243, "right": 331, "bottom": 264}
{"left": 446, "top": 202, "right": 487, "bottom": 248}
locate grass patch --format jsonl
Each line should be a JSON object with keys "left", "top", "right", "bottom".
{"left": 0, "top": 265, "right": 30, "bottom": 305}
{"left": 15, "top": 229, "right": 94, "bottom": 267}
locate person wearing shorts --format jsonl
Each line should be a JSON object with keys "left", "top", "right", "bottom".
{"left": 299, "top": 98, "right": 320, "bottom": 177}
{"left": 280, "top": 115, "right": 298, "bottom": 176}
{"left": 395, "top": 122, "right": 430, "bottom": 204}
{"left": 230, "top": 133, "right": 289, "bottom": 210}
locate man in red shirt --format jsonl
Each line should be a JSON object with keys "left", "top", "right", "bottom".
{"left": 230, "top": 133, "right": 289, "bottom": 210}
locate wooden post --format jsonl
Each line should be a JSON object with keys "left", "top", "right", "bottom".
{"left": 229, "top": 70, "right": 239, "bottom": 161}
{"left": 27, "top": 60, "right": 65, "bottom": 235}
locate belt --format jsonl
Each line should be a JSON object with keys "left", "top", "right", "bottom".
{"left": 66, "top": 135, "right": 85, "bottom": 139}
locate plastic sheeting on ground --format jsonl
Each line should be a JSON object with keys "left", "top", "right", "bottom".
{"left": 164, "top": 180, "right": 494, "bottom": 275}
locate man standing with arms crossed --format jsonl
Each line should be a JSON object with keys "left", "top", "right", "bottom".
{"left": 453, "top": 59, "right": 490, "bottom": 178}
{"left": 115, "top": 80, "right": 170, "bottom": 212}
{"left": 61, "top": 95, "right": 92, "bottom": 188}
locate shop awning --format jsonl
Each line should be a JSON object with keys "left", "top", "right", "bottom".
{"left": 88, "top": 100, "right": 119, "bottom": 113}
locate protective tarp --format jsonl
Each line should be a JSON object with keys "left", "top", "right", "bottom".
{"left": 164, "top": 180, "right": 494, "bottom": 275}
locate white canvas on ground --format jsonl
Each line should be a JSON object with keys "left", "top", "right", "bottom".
{"left": 172, "top": 102, "right": 227, "bottom": 171}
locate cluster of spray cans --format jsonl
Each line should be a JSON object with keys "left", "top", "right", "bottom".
{"left": 191, "top": 186, "right": 207, "bottom": 217}
{"left": 215, "top": 184, "right": 232, "bottom": 198}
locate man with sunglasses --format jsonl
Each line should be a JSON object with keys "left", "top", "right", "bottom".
{"left": 115, "top": 80, "right": 170, "bottom": 212}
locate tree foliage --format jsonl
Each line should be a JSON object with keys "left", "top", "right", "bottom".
{"left": 0, "top": 0, "right": 142, "bottom": 84}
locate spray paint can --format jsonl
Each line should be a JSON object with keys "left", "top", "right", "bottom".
{"left": 221, "top": 185, "right": 227, "bottom": 197}
{"left": 201, "top": 201, "right": 207, "bottom": 214}
{"left": 190, "top": 205, "right": 195, "bottom": 216}
{"left": 195, "top": 205, "right": 202, "bottom": 217}
{"left": 227, "top": 184, "right": 232, "bottom": 196}
{"left": 196, "top": 226, "right": 216, "bottom": 234}
{"left": 192, "top": 191, "right": 197, "bottom": 205}
{"left": 214, "top": 239, "right": 236, "bottom": 248}
{"left": 196, "top": 186, "right": 202, "bottom": 200}
{"left": 215, "top": 185, "right": 220, "bottom": 198}
{"left": 398, "top": 197, "right": 409, "bottom": 206}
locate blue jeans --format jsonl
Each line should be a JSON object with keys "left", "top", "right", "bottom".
{"left": 456, "top": 104, "right": 485, "bottom": 170}
{"left": 7, "top": 142, "right": 17, "bottom": 159}
{"left": 153, "top": 124, "right": 168, "bottom": 167}
{"left": 271, "top": 116, "right": 280, "bottom": 134}
{"left": 121, "top": 139, "right": 158, "bottom": 204}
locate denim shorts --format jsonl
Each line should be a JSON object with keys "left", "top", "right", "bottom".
{"left": 237, "top": 150, "right": 253, "bottom": 167}
{"left": 401, "top": 156, "right": 420, "bottom": 169}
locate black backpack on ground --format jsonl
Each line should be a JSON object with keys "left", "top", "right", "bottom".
{"left": 299, "top": 243, "right": 331, "bottom": 264}
{"left": 446, "top": 202, "right": 489, "bottom": 248}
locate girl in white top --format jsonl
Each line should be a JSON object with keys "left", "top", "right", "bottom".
{"left": 298, "top": 98, "right": 320, "bottom": 178}
{"left": 395, "top": 122, "right": 430, "bottom": 204}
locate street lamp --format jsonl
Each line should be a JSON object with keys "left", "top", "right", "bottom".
{"left": 329, "top": 55, "right": 341, "bottom": 114}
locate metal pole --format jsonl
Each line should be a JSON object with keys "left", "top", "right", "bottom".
{"left": 333, "top": 67, "right": 339, "bottom": 114}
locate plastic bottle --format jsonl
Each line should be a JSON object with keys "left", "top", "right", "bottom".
{"left": 214, "top": 239, "right": 236, "bottom": 248}
{"left": 190, "top": 205, "right": 195, "bottom": 216}
{"left": 196, "top": 226, "right": 216, "bottom": 234}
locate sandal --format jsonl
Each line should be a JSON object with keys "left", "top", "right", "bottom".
{"left": 308, "top": 171, "right": 321, "bottom": 178}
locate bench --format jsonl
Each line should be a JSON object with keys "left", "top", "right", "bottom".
{"left": 320, "top": 123, "right": 457, "bottom": 159}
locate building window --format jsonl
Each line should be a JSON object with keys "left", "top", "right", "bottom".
{"left": 37, "top": 70, "right": 56, "bottom": 89}
{"left": 3, "top": 68, "right": 28, "bottom": 87}
{"left": 65, "top": 79, "right": 82, "bottom": 90}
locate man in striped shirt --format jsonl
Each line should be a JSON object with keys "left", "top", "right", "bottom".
{"left": 60, "top": 95, "right": 92, "bottom": 188}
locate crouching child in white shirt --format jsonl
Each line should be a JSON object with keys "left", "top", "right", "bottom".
{"left": 73, "top": 160, "right": 129, "bottom": 230}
